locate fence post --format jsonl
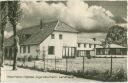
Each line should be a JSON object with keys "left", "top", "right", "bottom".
{"left": 45, "top": 59, "right": 47, "bottom": 69}
{"left": 44, "top": 59, "right": 45, "bottom": 70}
{"left": 110, "top": 55, "right": 113, "bottom": 77}
{"left": 34, "top": 61, "right": 35, "bottom": 69}
{"left": 55, "top": 56, "right": 56, "bottom": 70}
{"left": 83, "top": 56, "right": 85, "bottom": 72}
{"left": 66, "top": 58, "right": 68, "bottom": 72}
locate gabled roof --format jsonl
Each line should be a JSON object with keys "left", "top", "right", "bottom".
{"left": 109, "top": 44, "right": 126, "bottom": 48}
{"left": 77, "top": 38, "right": 101, "bottom": 45}
{"left": 54, "top": 20, "right": 78, "bottom": 33}
{"left": 5, "top": 20, "right": 78, "bottom": 46}
{"left": 96, "top": 44, "right": 126, "bottom": 48}
{"left": 4, "top": 25, "right": 41, "bottom": 46}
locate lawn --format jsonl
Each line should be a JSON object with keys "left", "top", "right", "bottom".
{"left": 44, "top": 57, "right": 127, "bottom": 72}
{"left": 5, "top": 57, "right": 127, "bottom": 72}
{"left": 4, "top": 57, "right": 127, "bottom": 81}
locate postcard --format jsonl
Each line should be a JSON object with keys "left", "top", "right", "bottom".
{"left": 0, "top": 0, "right": 127, "bottom": 83}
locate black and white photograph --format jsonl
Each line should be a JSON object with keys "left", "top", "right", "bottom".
{"left": 0, "top": 0, "right": 127, "bottom": 83}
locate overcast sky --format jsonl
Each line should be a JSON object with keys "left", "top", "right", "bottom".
{"left": 4, "top": 0, "right": 127, "bottom": 38}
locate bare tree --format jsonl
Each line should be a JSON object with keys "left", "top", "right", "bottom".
{"left": 8, "top": 1, "right": 22, "bottom": 70}
{"left": 0, "top": 1, "right": 8, "bottom": 67}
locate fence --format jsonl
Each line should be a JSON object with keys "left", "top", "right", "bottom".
{"left": 4, "top": 57, "right": 127, "bottom": 74}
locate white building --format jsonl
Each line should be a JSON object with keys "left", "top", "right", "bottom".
{"left": 77, "top": 38, "right": 102, "bottom": 57}
{"left": 95, "top": 44, "right": 127, "bottom": 57}
{"left": 4, "top": 20, "right": 78, "bottom": 59}
{"left": 5, "top": 20, "right": 126, "bottom": 60}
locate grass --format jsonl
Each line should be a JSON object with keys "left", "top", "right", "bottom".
{"left": 4, "top": 57, "right": 127, "bottom": 81}
{"left": 47, "top": 68, "right": 127, "bottom": 81}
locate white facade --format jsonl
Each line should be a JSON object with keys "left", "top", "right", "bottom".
{"left": 39, "top": 31, "right": 77, "bottom": 59}
{"left": 17, "top": 31, "right": 78, "bottom": 59}
{"left": 76, "top": 43, "right": 101, "bottom": 57}
{"left": 77, "top": 43, "right": 96, "bottom": 51}
{"left": 17, "top": 45, "right": 39, "bottom": 59}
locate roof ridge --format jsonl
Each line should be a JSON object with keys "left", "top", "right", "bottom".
{"left": 54, "top": 20, "right": 78, "bottom": 32}
{"left": 59, "top": 20, "right": 78, "bottom": 32}
{"left": 43, "top": 19, "right": 58, "bottom": 24}
{"left": 19, "top": 24, "right": 40, "bottom": 31}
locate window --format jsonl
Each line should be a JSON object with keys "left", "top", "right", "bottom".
{"left": 23, "top": 46, "right": 26, "bottom": 53}
{"left": 89, "top": 44, "right": 92, "bottom": 48}
{"left": 51, "top": 34, "right": 55, "bottom": 39}
{"left": 110, "top": 48, "right": 116, "bottom": 55}
{"left": 62, "top": 47, "right": 76, "bottom": 58}
{"left": 84, "top": 44, "right": 86, "bottom": 48}
{"left": 78, "top": 43, "right": 81, "bottom": 47}
{"left": 28, "top": 46, "right": 30, "bottom": 53}
{"left": 25, "top": 34, "right": 31, "bottom": 39}
{"left": 48, "top": 46, "right": 55, "bottom": 55}
{"left": 96, "top": 48, "right": 101, "bottom": 55}
{"left": 105, "top": 49, "right": 110, "bottom": 55}
{"left": 71, "top": 47, "right": 75, "bottom": 57}
{"left": 77, "top": 50, "right": 86, "bottom": 57}
{"left": 121, "top": 48, "right": 127, "bottom": 55}
{"left": 59, "top": 34, "right": 62, "bottom": 40}
{"left": 94, "top": 44, "right": 96, "bottom": 48}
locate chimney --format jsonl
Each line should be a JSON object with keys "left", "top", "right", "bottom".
{"left": 40, "top": 19, "right": 43, "bottom": 29}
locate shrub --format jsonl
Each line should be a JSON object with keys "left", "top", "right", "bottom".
{"left": 98, "top": 70, "right": 110, "bottom": 81}
{"left": 87, "top": 54, "right": 91, "bottom": 59}
{"left": 110, "top": 68, "right": 127, "bottom": 81}
{"left": 28, "top": 55, "right": 33, "bottom": 61}
{"left": 46, "top": 68, "right": 127, "bottom": 82}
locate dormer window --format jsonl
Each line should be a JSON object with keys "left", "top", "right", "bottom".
{"left": 25, "top": 34, "right": 31, "bottom": 39}
{"left": 21, "top": 34, "right": 31, "bottom": 41}
{"left": 51, "top": 34, "right": 55, "bottom": 39}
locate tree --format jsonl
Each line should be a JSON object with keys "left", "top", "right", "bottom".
{"left": 0, "top": 1, "right": 8, "bottom": 67}
{"left": 105, "top": 25, "right": 127, "bottom": 47}
{"left": 8, "top": 1, "right": 22, "bottom": 70}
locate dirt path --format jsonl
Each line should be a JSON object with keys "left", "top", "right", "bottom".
{"left": 1, "top": 66, "right": 101, "bottom": 83}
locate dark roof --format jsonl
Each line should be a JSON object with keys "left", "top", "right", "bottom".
{"left": 5, "top": 20, "right": 78, "bottom": 46}
{"left": 17, "top": 25, "right": 41, "bottom": 35}
{"left": 21, "top": 21, "right": 57, "bottom": 45}
{"left": 77, "top": 38, "right": 101, "bottom": 44}
{"left": 4, "top": 25, "right": 41, "bottom": 46}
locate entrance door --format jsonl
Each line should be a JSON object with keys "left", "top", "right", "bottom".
{"left": 86, "top": 50, "right": 91, "bottom": 59}
{"left": 86, "top": 51, "right": 90, "bottom": 56}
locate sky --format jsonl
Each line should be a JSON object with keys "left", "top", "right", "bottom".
{"left": 4, "top": 0, "right": 127, "bottom": 38}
